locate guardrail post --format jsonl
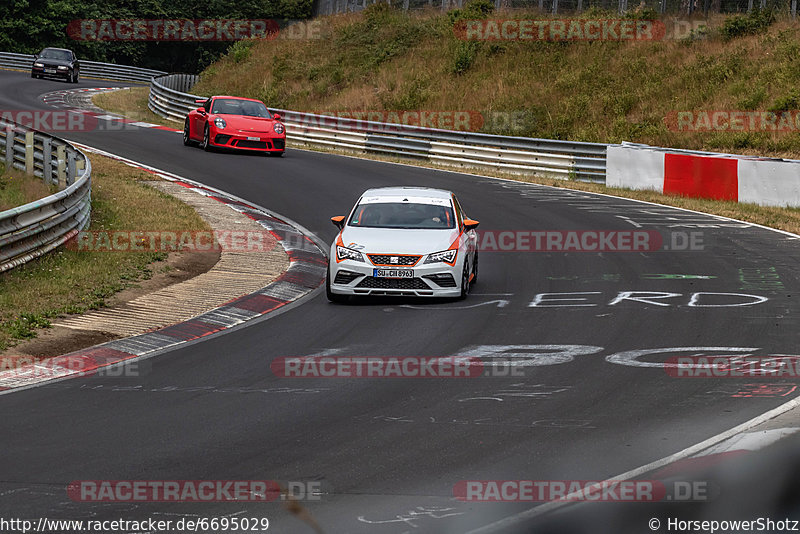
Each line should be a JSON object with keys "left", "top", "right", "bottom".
{"left": 56, "top": 145, "right": 67, "bottom": 187}
{"left": 42, "top": 137, "right": 53, "bottom": 184}
{"left": 67, "top": 150, "right": 77, "bottom": 186}
{"left": 25, "top": 131, "right": 34, "bottom": 174}
{"left": 76, "top": 156, "right": 85, "bottom": 181}
{"left": 3, "top": 127, "right": 11, "bottom": 170}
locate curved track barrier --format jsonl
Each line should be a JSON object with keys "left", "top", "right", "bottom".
{"left": 0, "top": 52, "right": 165, "bottom": 83}
{"left": 146, "top": 73, "right": 200, "bottom": 121}
{"left": 0, "top": 119, "right": 92, "bottom": 273}
{"left": 148, "top": 74, "right": 608, "bottom": 181}
{"left": 608, "top": 142, "right": 800, "bottom": 208}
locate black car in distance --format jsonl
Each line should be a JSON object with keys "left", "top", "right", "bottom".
{"left": 31, "top": 48, "right": 80, "bottom": 83}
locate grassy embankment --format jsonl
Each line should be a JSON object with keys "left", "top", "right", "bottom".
{"left": 95, "top": 5, "right": 800, "bottom": 235}
{"left": 0, "top": 157, "right": 210, "bottom": 350}
{"left": 193, "top": 4, "right": 800, "bottom": 156}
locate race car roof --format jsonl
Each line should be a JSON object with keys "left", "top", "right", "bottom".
{"left": 361, "top": 187, "right": 452, "bottom": 204}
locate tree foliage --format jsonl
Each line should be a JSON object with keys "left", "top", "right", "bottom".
{"left": 0, "top": 0, "right": 313, "bottom": 72}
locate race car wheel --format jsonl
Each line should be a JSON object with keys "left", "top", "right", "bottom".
{"left": 326, "top": 268, "right": 347, "bottom": 303}
{"left": 202, "top": 125, "right": 212, "bottom": 152}
{"left": 471, "top": 251, "right": 479, "bottom": 284}
{"left": 183, "top": 120, "right": 192, "bottom": 146}
{"left": 459, "top": 261, "right": 471, "bottom": 300}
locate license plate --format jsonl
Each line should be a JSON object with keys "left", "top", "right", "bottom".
{"left": 44, "top": 69, "right": 56, "bottom": 74}
{"left": 247, "top": 136, "right": 260, "bottom": 141}
{"left": 374, "top": 269, "right": 413, "bottom": 278}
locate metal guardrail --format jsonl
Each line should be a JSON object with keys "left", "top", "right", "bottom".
{"left": 0, "top": 52, "right": 166, "bottom": 83}
{"left": 149, "top": 74, "right": 607, "bottom": 181}
{"left": 0, "top": 120, "right": 92, "bottom": 273}
{"left": 148, "top": 74, "right": 201, "bottom": 121}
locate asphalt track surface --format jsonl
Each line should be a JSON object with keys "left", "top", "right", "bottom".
{"left": 1, "top": 71, "right": 799, "bottom": 533}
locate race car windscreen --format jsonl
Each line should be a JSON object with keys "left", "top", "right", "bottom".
{"left": 211, "top": 99, "right": 272, "bottom": 118}
{"left": 39, "top": 49, "right": 71, "bottom": 60}
{"left": 348, "top": 202, "right": 455, "bottom": 229}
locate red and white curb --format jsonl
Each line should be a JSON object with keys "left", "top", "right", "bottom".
{"left": 608, "top": 143, "right": 800, "bottom": 208}
{"left": 0, "top": 144, "right": 326, "bottom": 394}
{"left": 651, "top": 427, "right": 800, "bottom": 479}
{"left": 40, "top": 87, "right": 179, "bottom": 132}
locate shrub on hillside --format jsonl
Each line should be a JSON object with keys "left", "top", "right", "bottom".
{"left": 622, "top": 4, "right": 659, "bottom": 20}
{"left": 769, "top": 89, "right": 800, "bottom": 112}
{"left": 720, "top": 8, "right": 775, "bottom": 40}
{"left": 452, "top": 41, "right": 480, "bottom": 75}
{"left": 449, "top": 0, "right": 494, "bottom": 24}
{"left": 226, "top": 40, "right": 256, "bottom": 63}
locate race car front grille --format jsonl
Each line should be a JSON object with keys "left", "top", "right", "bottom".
{"left": 424, "top": 274, "right": 457, "bottom": 288}
{"left": 368, "top": 254, "right": 421, "bottom": 266}
{"left": 356, "top": 277, "right": 430, "bottom": 290}
{"left": 234, "top": 140, "right": 268, "bottom": 149}
{"left": 334, "top": 270, "right": 362, "bottom": 285}
{"left": 214, "top": 134, "right": 231, "bottom": 144}
{"left": 272, "top": 138, "right": 285, "bottom": 150}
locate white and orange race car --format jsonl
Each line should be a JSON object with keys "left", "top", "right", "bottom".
{"left": 327, "top": 187, "right": 480, "bottom": 301}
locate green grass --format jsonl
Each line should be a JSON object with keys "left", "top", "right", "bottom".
{"left": 90, "top": 5, "right": 800, "bottom": 246}
{"left": 0, "top": 165, "right": 56, "bottom": 212}
{"left": 0, "top": 156, "right": 211, "bottom": 351}
{"left": 189, "top": 4, "right": 800, "bottom": 157}
{"left": 93, "top": 88, "right": 178, "bottom": 129}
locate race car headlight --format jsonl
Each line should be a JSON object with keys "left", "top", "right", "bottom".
{"left": 424, "top": 249, "right": 457, "bottom": 264}
{"left": 336, "top": 245, "right": 364, "bottom": 263}
{"left": 273, "top": 122, "right": 285, "bottom": 134}
{"left": 57, "top": 65, "right": 68, "bottom": 70}
{"left": 214, "top": 118, "right": 227, "bottom": 129}
{"left": 33, "top": 62, "right": 44, "bottom": 67}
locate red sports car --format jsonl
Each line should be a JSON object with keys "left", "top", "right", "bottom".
{"left": 184, "top": 96, "right": 286, "bottom": 156}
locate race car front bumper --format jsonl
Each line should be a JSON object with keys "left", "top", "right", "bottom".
{"left": 329, "top": 258, "right": 463, "bottom": 297}
{"left": 210, "top": 131, "right": 285, "bottom": 153}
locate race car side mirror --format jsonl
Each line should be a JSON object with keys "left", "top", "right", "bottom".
{"left": 464, "top": 219, "right": 480, "bottom": 231}
{"left": 273, "top": 113, "right": 281, "bottom": 121}
{"left": 331, "top": 216, "right": 345, "bottom": 229}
